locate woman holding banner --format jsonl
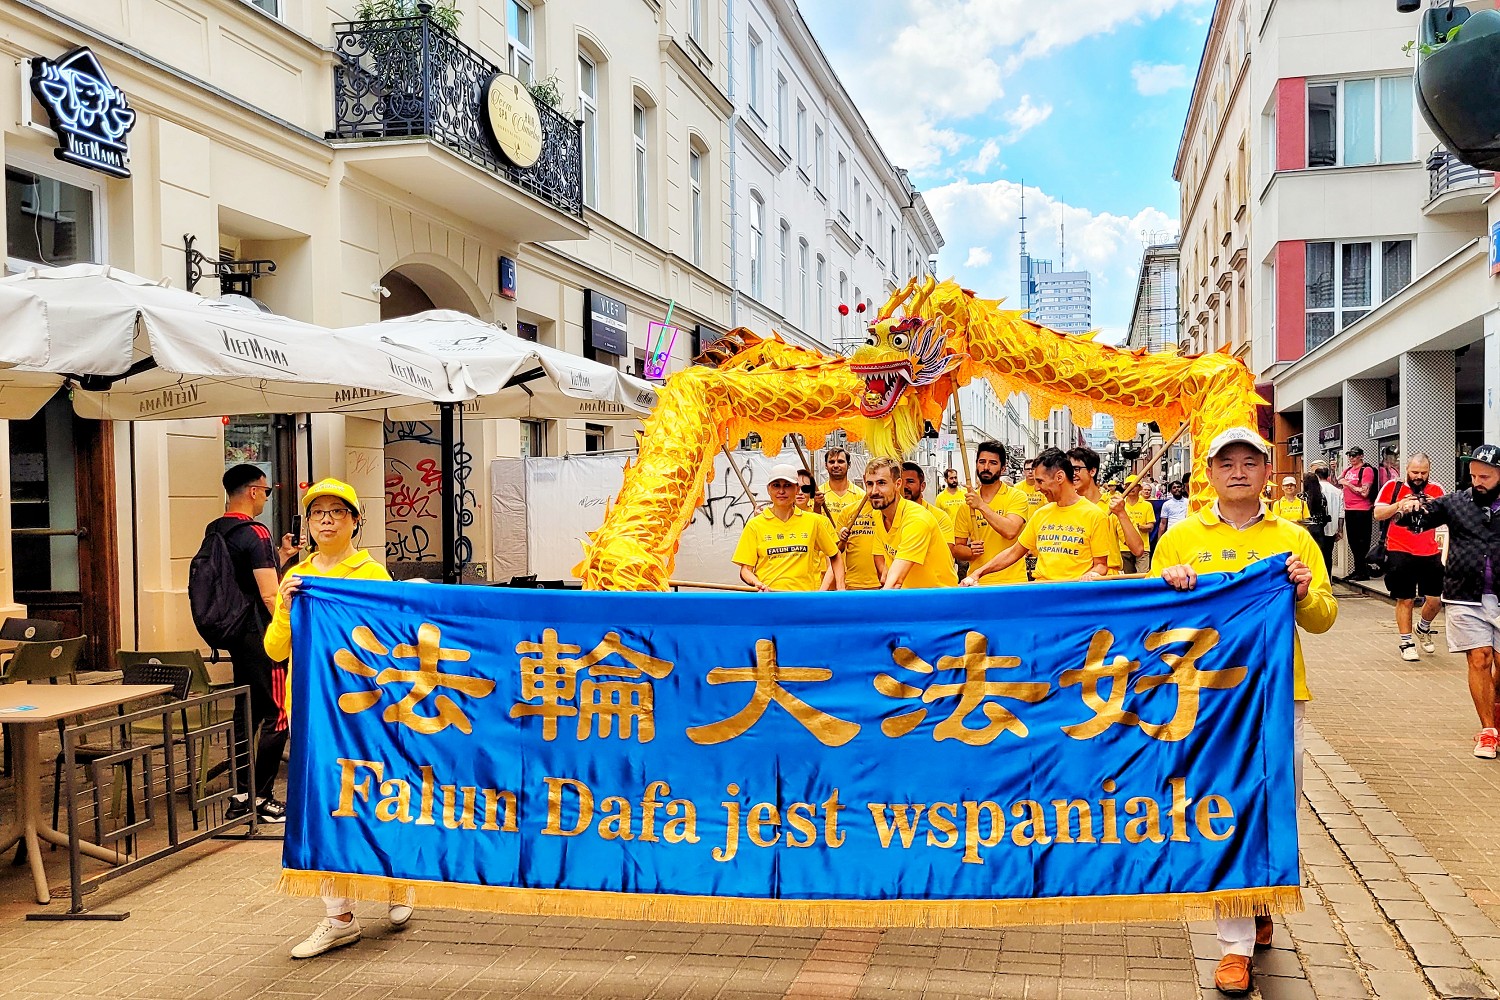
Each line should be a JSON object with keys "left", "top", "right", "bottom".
{"left": 263, "top": 479, "right": 412, "bottom": 959}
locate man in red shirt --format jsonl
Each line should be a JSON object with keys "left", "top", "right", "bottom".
{"left": 1340, "top": 447, "right": 1379, "bottom": 580}
{"left": 1374, "top": 454, "right": 1444, "bottom": 660}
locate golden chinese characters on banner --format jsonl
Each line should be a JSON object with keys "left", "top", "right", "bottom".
{"left": 334, "top": 624, "right": 493, "bottom": 735}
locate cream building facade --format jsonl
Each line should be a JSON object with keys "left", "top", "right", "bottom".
{"left": 0, "top": 0, "right": 942, "bottom": 663}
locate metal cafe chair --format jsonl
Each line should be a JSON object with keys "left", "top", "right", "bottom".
{"left": 115, "top": 651, "right": 230, "bottom": 827}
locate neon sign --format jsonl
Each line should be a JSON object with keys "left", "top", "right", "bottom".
{"left": 30, "top": 47, "right": 137, "bottom": 179}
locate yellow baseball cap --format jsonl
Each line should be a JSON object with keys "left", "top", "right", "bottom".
{"left": 302, "top": 478, "right": 361, "bottom": 516}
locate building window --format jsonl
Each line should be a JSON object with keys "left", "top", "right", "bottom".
{"left": 816, "top": 254, "right": 826, "bottom": 338}
{"left": 838, "top": 155, "right": 848, "bottom": 216}
{"left": 814, "top": 127, "right": 825, "bottom": 191}
{"left": 748, "top": 31, "right": 764, "bottom": 115}
{"left": 865, "top": 195, "right": 873, "bottom": 242}
{"left": 776, "top": 75, "right": 789, "bottom": 152}
{"left": 838, "top": 272, "right": 849, "bottom": 345}
{"left": 1304, "top": 238, "right": 1413, "bottom": 349}
{"left": 798, "top": 238, "right": 809, "bottom": 326}
{"left": 749, "top": 193, "right": 765, "bottom": 298}
{"left": 778, "top": 220, "right": 790, "bottom": 310}
{"left": 889, "top": 225, "right": 898, "bottom": 270}
{"left": 507, "top": 0, "right": 534, "bottom": 84}
{"left": 633, "top": 103, "right": 649, "bottom": 237}
{"left": 578, "top": 54, "right": 600, "bottom": 210}
{"left": 689, "top": 0, "right": 701, "bottom": 41}
{"left": 1307, "top": 76, "right": 1413, "bottom": 168}
{"left": 796, "top": 103, "right": 807, "bottom": 168}
{"left": 245, "top": 0, "right": 280, "bottom": 16}
{"left": 517, "top": 321, "right": 539, "bottom": 342}
{"left": 689, "top": 147, "right": 703, "bottom": 266}
{"left": 853, "top": 180, "right": 862, "bottom": 232}
{"left": 521, "top": 419, "right": 547, "bottom": 457}
{"left": 585, "top": 424, "right": 608, "bottom": 452}
{"left": 5, "top": 165, "right": 98, "bottom": 270}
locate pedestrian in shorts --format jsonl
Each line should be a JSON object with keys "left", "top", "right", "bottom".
{"left": 1374, "top": 454, "right": 1445, "bottom": 661}
{"left": 1391, "top": 445, "right": 1500, "bottom": 758}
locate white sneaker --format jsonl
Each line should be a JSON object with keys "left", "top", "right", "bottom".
{"left": 290, "top": 916, "right": 361, "bottom": 959}
{"left": 1400, "top": 642, "right": 1419, "bottom": 662}
{"left": 1418, "top": 630, "right": 1436, "bottom": 654}
{"left": 388, "top": 903, "right": 414, "bottom": 927}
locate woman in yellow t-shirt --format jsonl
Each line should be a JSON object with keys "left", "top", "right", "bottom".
{"left": 264, "top": 479, "right": 408, "bottom": 960}
{"left": 1270, "top": 476, "right": 1310, "bottom": 523}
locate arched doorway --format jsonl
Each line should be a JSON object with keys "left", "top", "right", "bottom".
{"left": 378, "top": 260, "right": 486, "bottom": 580}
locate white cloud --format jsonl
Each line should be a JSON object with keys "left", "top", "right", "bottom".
{"left": 1131, "top": 62, "right": 1190, "bottom": 96}
{"left": 1002, "top": 95, "right": 1053, "bottom": 140}
{"left": 961, "top": 138, "right": 1002, "bottom": 175}
{"left": 924, "top": 179, "right": 1177, "bottom": 336}
{"left": 804, "top": 0, "right": 1209, "bottom": 169}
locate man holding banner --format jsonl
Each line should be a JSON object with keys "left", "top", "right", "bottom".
{"left": 866, "top": 457, "right": 957, "bottom": 589}
{"left": 961, "top": 447, "right": 1112, "bottom": 584}
{"left": 734, "top": 464, "right": 844, "bottom": 591}
{"left": 1151, "top": 426, "right": 1336, "bottom": 996}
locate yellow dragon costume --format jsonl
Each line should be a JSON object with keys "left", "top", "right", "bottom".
{"left": 579, "top": 277, "right": 1259, "bottom": 591}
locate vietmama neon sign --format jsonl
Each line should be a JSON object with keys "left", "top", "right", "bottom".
{"left": 30, "top": 47, "right": 137, "bottom": 179}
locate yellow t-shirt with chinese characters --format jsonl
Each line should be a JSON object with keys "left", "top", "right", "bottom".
{"left": 1084, "top": 496, "right": 1127, "bottom": 572}
{"left": 1125, "top": 499, "right": 1157, "bottom": 551}
{"left": 732, "top": 507, "right": 838, "bottom": 591}
{"left": 820, "top": 483, "right": 865, "bottom": 523}
{"left": 1271, "top": 496, "right": 1310, "bottom": 523}
{"left": 970, "top": 482, "right": 1031, "bottom": 585}
{"left": 1151, "top": 505, "right": 1336, "bottom": 701}
{"left": 835, "top": 501, "right": 881, "bottom": 590}
{"left": 1018, "top": 499, "right": 1114, "bottom": 581}
{"left": 934, "top": 488, "right": 969, "bottom": 533}
{"left": 873, "top": 498, "right": 958, "bottom": 589}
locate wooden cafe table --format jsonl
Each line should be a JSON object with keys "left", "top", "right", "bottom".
{"left": 0, "top": 683, "right": 172, "bottom": 903}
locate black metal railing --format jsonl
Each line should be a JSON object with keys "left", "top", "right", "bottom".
{"left": 1427, "top": 145, "right": 1493, "bottom": 202}
{"left": 330, "top": 15, "right": 583, "bottom": 218}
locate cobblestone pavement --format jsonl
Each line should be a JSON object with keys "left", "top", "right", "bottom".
{"left": 3, "top": 584, "right": 1500, "bottom": 999}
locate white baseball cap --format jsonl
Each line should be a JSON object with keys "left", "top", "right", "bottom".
{"left": 767, "top": 463, "right": 801, "bottom": 485}
{"left": 1205, "top": 427, "right": 1273, "bottom": 461}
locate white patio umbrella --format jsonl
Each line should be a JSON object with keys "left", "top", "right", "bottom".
{"left": 341, "top": 310, "right": 658, "bottom": 582}
{"left": 0, "top": 264, "right": 472, "bottom": 421}
{"left": 343, "top": 310, "right": 657, "bottom": 421}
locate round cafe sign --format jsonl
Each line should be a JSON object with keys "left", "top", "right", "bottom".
{"left": 483, "top": 72, "right": 543, "bottom": 169}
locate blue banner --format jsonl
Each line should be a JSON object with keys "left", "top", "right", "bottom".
{"left": 283, "top": 558, "right": 1299, "bottom": 927}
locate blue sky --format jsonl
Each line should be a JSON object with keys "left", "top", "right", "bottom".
{"left": 800, "top": 0, "right": 1213, "bottom": 342}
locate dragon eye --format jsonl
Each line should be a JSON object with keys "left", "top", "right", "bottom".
{"left": 890, "top": 332, "right": 910, "bottom": 351}
{"left": 864, "top": 332, "right": 878, "bottom": 347}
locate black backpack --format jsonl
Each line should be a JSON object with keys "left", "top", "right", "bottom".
{"left": 189, "top": 520, "right": 257, "bottom": 648}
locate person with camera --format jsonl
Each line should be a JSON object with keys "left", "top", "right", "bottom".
{"left": 1391, "top": 445, "right": 1500, "bottom": 758}
{"left": 1374, "top": 454, "right": 1445, "bottom": 661}
{"left": 734, "top": 464, "right": 844, "bottom": 591}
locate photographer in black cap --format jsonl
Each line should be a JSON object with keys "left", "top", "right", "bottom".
{"left": 1393, "top": 444, "right": 1500, "bottom": 759}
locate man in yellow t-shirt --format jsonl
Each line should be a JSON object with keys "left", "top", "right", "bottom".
{"left": 866, "top": 458, "right": 957, "bottom": 589}
{"left": 901, "top": 462, "right": 972, "bottom": 566}
{"left": 1121, "top": 480, "right": 1158, "bottom": 574}
{"left": 819, "top": 446, "right": 865, "bottom": 522}
{"left": 1018, "top": 461, "right": 1048, "bottom": 518}
{"left": 934, "top": 468, "right": 969, "bottom": 532}
{"left": 834, "top": 498, "right": 881, "bottom": 590}
{"left": 1151, "top": 426, "right": 1335, "bottom": 996}
{"left": 964, "top": 441, "right": 1029, "bottom": 585}
{"left": 1068, "top": 446, "right": 1145, "bottom": 574}
{"left": 961, "top": 447, "right": 1112, "bottom": 584}
{"left": 733, "top": 464, "right": 843, "bottom": 591}
{"left": 1270, "top": 475, "right": 1310, "bottom": 523}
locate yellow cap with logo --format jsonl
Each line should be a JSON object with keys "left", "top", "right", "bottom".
{"left": 302, "top": 478, "right": 361, "bottom": 516}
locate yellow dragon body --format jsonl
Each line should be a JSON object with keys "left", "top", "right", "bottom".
{"left": 578, "top": 277, "right": 1259, "bottom": 591}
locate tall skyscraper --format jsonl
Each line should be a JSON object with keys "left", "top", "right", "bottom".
{"left": 1030, "top": 269, "right": 1093, "bottom": 334}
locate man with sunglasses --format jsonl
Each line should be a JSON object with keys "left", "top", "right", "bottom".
{"left": 208, "top": 464, "right": 297, "bottom": 823}
{"left": 1391, "top": 444, "right": 1500, "bottom": 758}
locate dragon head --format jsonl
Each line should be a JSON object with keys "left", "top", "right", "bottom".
{"left": 848, "top": 308, "right": 963, "bottom": 459}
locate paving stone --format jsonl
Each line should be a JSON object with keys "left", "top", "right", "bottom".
{"left": 1425, "top": 965, "right": 1500, "bottom": 1000}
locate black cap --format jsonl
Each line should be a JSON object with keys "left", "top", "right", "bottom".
{"left": 1471, "top": 444, "right": 1500, "bottom": 468}
{"left": 1345, "top": 446, "right": 1364, "bottom": 457}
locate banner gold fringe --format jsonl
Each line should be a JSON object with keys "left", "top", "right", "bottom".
{"left": 278, "top": 870, "right": 1302, "bottom": 929}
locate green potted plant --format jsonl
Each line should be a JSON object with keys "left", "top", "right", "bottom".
{"left": 352, "top": 0, "right": 463, "bottom": 136}
{"left": 529, "top": 73, "right": 565, "bottom": 110}
{"left": 1413, "top": 4, "right": 1500, "bottom": 169}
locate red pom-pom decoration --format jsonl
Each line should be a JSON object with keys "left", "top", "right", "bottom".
{"left": 838, "top": 304, "right": 850, "bottom": 316}
{"left": 855, "top": 303, "right": 867, "bottom": 313}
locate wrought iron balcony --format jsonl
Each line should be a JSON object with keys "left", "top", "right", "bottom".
{"left": 330, "top": 15, "right": 583, "bottom": 219}
{"left": 1426, "top": 145, "right": 1493, "bottom": 204}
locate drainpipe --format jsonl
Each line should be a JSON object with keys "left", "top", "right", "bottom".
{"left": 727, "top": 0, "right": 739, "bottom": 328}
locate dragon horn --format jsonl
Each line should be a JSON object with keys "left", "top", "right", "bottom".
{"left": 876, "top": 277, "right": 918, "bottom": 322}
{"left": 905, "top": 274, "right": 938, "bottom": 319}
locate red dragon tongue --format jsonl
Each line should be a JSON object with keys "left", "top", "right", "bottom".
{"left": 870, "top": 378, "right": 887, "bottom": 395}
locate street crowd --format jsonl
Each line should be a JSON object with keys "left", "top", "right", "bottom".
{"left": 194, "top": 424, "right": 1500, "bottom": 998}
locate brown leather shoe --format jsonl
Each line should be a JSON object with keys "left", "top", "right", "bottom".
{"left": 1254, "top": 914, "right": 1274, "bottom": 949}
{"left": 1214, "top": 954, "right": 1252, "bottom": 996}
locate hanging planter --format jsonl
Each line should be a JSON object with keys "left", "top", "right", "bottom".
{"left": 1414, "top": 5, "right": 1500, "bottom": 170}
